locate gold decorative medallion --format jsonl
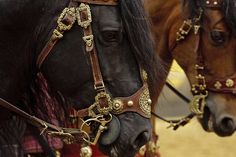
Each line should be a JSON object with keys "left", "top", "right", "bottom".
{"left": 57, "top": 7, "right": 76, "bottom": 31}
{"left": 83, "top": 35, "right": 94, "bottom": 47}
{"left": 77, "top": 3, "right": 92, "bottom": 28}
{"left": 139, "top": 88, "right": 151, "bottom": 118}
{"left": 94, "top": 92, "right": 113, "bottom": 115}
{"left": 176, "top": 19, "right": 192, "bottom": 41}
{"left": 214, "top": 81, "right": 222, "bottom": 89}
{"left": 112, "top": 99, "right": 124, "bottom": 114}
{"left": 226, "top": 79, "right": 234, "bottom": 88}
{"left": 80, "top": 145, "right": 92, "bottom": 157}
{"left": 189, "top": 93, "right": 207, "bottom": 116}
{"left": 127, "top": 100, "right": 134, "bottom": 107}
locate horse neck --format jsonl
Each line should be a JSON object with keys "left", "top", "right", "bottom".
{"left": 145, "top": 0, "right": 185, "bottom": 102}
{"left": 145, "top": 0, "right": 180, "bottom": 18}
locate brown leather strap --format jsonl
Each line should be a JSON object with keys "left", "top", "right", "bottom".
{"left": 0, "top": 98, "right": 84, "bottom": 140}
{"left": 77, "top": 83, "right": 151, "bottom": 118}
{"left": 36, "top": 0, "right": 119, "bottom": 69}
{"left": 78, "top": 5, "right": 105, "bottom": 91}
{"left": 112, "top": 83, "right": 151, "bottom": 118}
{"left": 206, "top": 73, "right": 236, "bottom": 94}
{"left": 73, "top": 0, "right": 118, "bottom": 6}
{"left": 36, "top": 35, "right": 60, "bottom": 69}
{"left": 36, "top": 2, "right": 78, "bottom": 69}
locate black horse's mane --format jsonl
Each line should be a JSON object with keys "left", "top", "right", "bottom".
{"left": 184, "top": 0, "right": 236, "bottom": 35}
{"left": 120, "top": 0, "right": 165, "bottom": 95}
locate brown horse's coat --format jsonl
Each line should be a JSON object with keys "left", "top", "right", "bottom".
{"left": 146, "top": 0, "right": 236, "bottom": 137}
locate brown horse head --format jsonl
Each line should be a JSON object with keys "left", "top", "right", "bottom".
{"left": 146, "top": 0, "right": 236, "bottom": 136}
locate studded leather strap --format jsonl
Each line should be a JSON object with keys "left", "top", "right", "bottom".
{"left": 36, "top": 0, "right": 118, "bottom": 69}
{"left": 77, "top": 83, "right": 151, "bottom": 119}
{"left": 36, "top": 0, "right": 152, "bottom": 120}
{"left": 206, "top": 74, "right": 236, "bottom": 94}
{"left": 199, "top": 0, "right": 222, "bottom": 8}
{"left": 78, "top": 5, "right": 105, "bottom": 91}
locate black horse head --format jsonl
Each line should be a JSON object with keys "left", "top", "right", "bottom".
{"left": 0, "top": 0, "right": 164, "bottom": 156}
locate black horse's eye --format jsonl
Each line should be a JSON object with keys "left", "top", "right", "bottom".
{"left": 210, "top": 30, "right": 227, "bottom": 46}
{"left": 101, "top": 31, "right": 121, "bottom": 42}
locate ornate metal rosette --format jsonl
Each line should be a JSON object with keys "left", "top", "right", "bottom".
{"left": 76, "top": 3, "right": 92, "bottom": 29}
{"left": 80, "top": 145, "right": 92, "bottom": 157}
{"left": 139, "top": 88, "right": 151, "bottom": 118}
{"left": 226, "top": 79, "right": 234, "bottom": 87}
{"left": 189, "top": 93, "right": 207, "bottom": 116}
{"left": 95, "top": 92, "right": 113, "bottom": 115}
{"left": 112, "top": 99, "right": 124, "bottom": 114}
{"left": 57, "top": 7, "right": 76, "bottom": 31}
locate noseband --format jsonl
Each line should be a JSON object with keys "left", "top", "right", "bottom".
{"left": 36, "top": 0, "right": 152, "bottom": 145}
{"left": 170, "top": 0, "right": 235, "bottom": 116}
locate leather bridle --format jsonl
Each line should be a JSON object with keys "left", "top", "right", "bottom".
{"left": 0, "top": 0, "right": 153, "bottom": 147}
{"left": 169, "top": 0, "right": 236, "bottom": 117}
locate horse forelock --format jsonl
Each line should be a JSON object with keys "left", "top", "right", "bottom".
{"left": 120, "top": 0, "right": 166, "bottom": 96}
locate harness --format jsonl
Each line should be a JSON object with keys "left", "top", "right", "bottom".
{"left": 156, "top": 0, "right": 234, "bottom": 129}
{"left": 0, "top": 0, "right": 152, "bottom": 150}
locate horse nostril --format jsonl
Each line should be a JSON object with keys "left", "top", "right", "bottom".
{"left": 132, "top": 131, "right": 150, "bottom": 149}
{"left": 218, "top": 116, "right": 235, "bottom": 135}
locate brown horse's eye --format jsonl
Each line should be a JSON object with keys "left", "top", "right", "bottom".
{"left": 210, "top": 30, "right": 227, "bottom": 46}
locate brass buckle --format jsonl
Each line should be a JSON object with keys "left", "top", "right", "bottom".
{"left": 57, "top": 7, "right": 76, "bottom": 31}
{"left": 176, "top": 19, "right": 193, "bottom": 41}
{"left": 94, "top": 82, "right": 105, "bottom": 92}
{"left": 80, "top": 114, "right": 112, "bottom": 145}
{"left": 189, "top": 93, "right": 208, "bottom": 116}
{"left": 47, "top": 130, "right": 76, "bottom": 144}
{"left": 77, "top": 3, "right": 92, "bottom": 28}
{"left": 94, "top": 92, "right": 113, "bottom": 115}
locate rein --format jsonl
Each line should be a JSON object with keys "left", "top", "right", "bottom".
{"left": 0, "top": 98, "right": 84, "bottom": 143}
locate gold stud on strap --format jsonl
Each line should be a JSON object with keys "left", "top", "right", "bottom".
{"left": 127, "top": 100, "right": 134, "bottom": 107}
{"left": 80, "top": 145, "right": 92, "bottom": 157}
{"left": 55, "top": 151, "right": 61, "bottom": 157}
{"left": 226, "top": 79, "right": 234, "bottom": 88}
{"left": 214, "top": 81, "right": 222, "bottom": 89}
